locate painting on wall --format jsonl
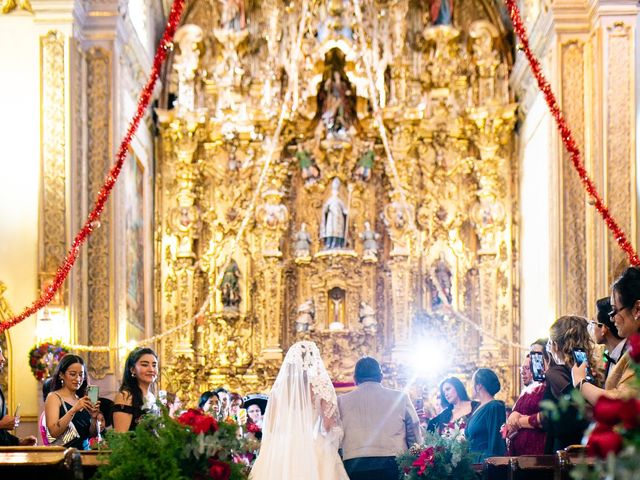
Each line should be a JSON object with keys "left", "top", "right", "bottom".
{"left": 124, "top": 152, "right": 146, "bottom": 339}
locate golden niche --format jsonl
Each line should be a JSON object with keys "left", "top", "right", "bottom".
{"left": 155, "top": 0, "right": 519, "bottom": 404}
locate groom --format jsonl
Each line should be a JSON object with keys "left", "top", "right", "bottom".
{"left": 338, "top": 357, "right": 422, "bottom": 480}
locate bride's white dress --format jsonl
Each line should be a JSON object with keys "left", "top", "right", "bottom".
{"left": 250, "top": 341, "right": 349, "bottom": 480}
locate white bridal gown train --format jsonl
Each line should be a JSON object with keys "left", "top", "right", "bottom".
{"left": 250, "top": 341, "right": 349, "bottom": 480}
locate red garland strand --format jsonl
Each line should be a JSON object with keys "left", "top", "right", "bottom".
{"left": 0, "top": 0, "right": 186, "bottom": 334}
{"left": 504, "top": 0, "right": 640, "bottom": 267}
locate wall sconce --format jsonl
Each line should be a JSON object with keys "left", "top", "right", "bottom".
{"left": 36, "top": 307, "right": 69, "bottom": 343}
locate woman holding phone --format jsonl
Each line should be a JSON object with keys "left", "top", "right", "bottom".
{"left": 516, "top": 316, "right": 597, "bottom": 453}
{"left": 572, "top": 267, "right": 640, "bottom": 403}
{"left": 44, "top": 354, "right": 102, "bottom": 449}
{"left": 113, "top": 347, "right": 159, "bottom": 432}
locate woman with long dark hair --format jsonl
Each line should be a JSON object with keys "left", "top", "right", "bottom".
{"left": 427, "top": 377, "right": 478, "bottom": 437}
{"left": 44, "top": 354, "right": 101, "bottom": 449}
{"left": 113, "top": 347, "right": 159, "bottom": 432}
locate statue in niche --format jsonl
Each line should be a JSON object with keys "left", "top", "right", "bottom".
{"left": 360, "top": 221, "right": 380, "bottom": 261}
{"left": 429, "top": 0, "right": 453, "bottom": 26}
{"left": 293, "top": 223, "right": 312, "bottom": 259}
{"left": 219, "top": 0, "right": 246, "bottom": 31}
{"left": 295, "top": 299, "right": 316, "bottom": 333}
{"left": 320, "top": 70, "right": 355, "bottom": 138}
{"left": 220, "top": 259, "right": 241, "bottom": 309}
{"left": 426, "top": 255, "right": 453, "bottom": 309}
{"left": 295, "top": 144, "right": 321, "bottom": 186}
{"left": 320, "top": 178, "right": 349, "bottom": 249}
{"left": 328, "top": 287, "right": 345, "bottom": 331}
{"left": 359, "top": 301, "right": 377, "bottom": 335}
{"left": 354, "top": 145, "right": 375, "bottom": 182}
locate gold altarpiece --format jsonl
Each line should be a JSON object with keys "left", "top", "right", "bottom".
{"left": 155, "top": 0, "right": 519, "bottom": 403}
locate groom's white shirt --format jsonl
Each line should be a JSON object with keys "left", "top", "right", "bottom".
{"left": 338, "top": 381, "right": 423, "bottom": 461}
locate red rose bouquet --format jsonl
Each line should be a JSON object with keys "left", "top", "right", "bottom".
{"left": 573, "top": 333, "right": 640, "bottom": 479}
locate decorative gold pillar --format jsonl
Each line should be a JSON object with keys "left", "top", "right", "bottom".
{"left": 39, "top": 30, "right": 67, "bottom": 308}
{"left": 85, "top": 46, "right": 114, "bottom": 378}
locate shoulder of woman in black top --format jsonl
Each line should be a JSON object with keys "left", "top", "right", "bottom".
{"left": 427, "top": 406, "right": 453, "bottom": 432}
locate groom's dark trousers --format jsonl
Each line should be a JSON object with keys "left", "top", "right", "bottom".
{"left": 343, "top": 456, "right": 399, "bottom": 480}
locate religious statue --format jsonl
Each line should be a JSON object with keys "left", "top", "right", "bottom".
{"left": 359, "top": 301, "right": 377, "bottom": 335}
{"left": 426, "top": 255, "right": 453, "bottom": 309}
{"left": 219, "top": 0, "right": 246, "bottom": 31}
{"left": 383, "top": 191, "right": 415, "bottom": 256}
{"left": 293, "top": 223, "right": 312, "bottom": 259}
{"left": 321, "top": 70, "right": 354, "bottom": 137}
{"left": 354, "top": 146, "right": 375, "bottom": 182}
{"left": 320, "top": 178, "right": 349, "bottom": 249}
{"left": 295, "top": 299, "right": 315, "bottom": 333}
{"left": 360, "top": 221, "right": 380, "bottom": 261}
{"left": 295, "top": 144, "right": 321, "bottom": 186}
{"left": 429, "top": 0, "right": 453, "bottom": 26}
{"left": 220, "top": 259, "right": 241, "bottom": 309}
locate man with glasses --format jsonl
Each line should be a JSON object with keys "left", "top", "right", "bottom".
{"left": 589, "top": 297, "right": 625, "bottom": 381}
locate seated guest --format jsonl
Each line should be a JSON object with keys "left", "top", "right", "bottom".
{"left": 198, "top": 391, "right": 220, "bottom": 416}
{"left": 243, "top": 393, "right": 268, "bottom": 429}
{"left": 44, "top": 354, "right": 102, "bottom": 449}
{"left": 427, "top": 377, "right": 479, "bottom": 437}
{"left": 113, "top": 347, "right": 159, "bottom": 432}
{"left": 573, "top": 267, "right": 640, "bottom": 402}
{"left": 520, "top": 316, "right": 595, "bottom": 453}
{"left": 214, "top": 387, "right": 230, "bottom": 418}
{"left": 39, "top": 377, "right": 53, "bottom": 445}
{"left": 229, "top": 392, "right": 243, "bottom": 420}
{"left": 466, "top": 368, "right": 506, "bottom": 462}
{"left": 0, "top": 345, "right": 36, "bottom": 446}
{"left": 165, "top": 391, "right": 182, "bottom": 418}
{"left": 506, "top": 354, "right": 546, "bottom": 455}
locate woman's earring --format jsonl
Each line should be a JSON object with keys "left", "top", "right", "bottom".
{"left": 132, "top": 372, "right": 136, "bottom": 377}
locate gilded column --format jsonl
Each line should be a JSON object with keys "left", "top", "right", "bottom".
{"left": 39, "top": 30, "right": 67, "bottom": 307}
{"left": 85, "top": 46, "right": 114, "bottom": 378}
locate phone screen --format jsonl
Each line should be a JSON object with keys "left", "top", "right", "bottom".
{"left": 530, "top": 352, "right": 546, "bottom": 382}
{"left": 87, "top": 385, "right": 99, "bottom": 404}
{"left": 572, "top": 348, "right": 594, "bottom": 382}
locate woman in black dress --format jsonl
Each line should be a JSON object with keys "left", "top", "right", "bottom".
{"left": 44, "top": 355, "right": 102, "bottom": 449}
{"left": 427, "top": 377, "right": 479, "bottom": 437}
{"left": 113, "top": 347, "right": 159, "bottom": 432}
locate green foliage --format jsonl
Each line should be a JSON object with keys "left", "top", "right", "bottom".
{"left": 94, "top": 413, "right": 194, "bottom": 480}
{"left": 94, "top": 409, "right": 249, "bottom": 480}
{"left": 396, "top": 431, "right": 476, "bottom": 480}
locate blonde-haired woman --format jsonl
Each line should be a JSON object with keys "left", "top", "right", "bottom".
{"left": 512, "top": 316, "right": 597, "bottom": 453}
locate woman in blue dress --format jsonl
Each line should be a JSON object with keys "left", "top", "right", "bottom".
{"left": 465, "top": 368, "right": 507, "bottom": 462}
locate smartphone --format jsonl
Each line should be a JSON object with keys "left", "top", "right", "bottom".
{"left": 530, "top": 351, "right": 546, "bottom": 382}
{"left": 13, "top": 403, "right": 20, "bottom": 417}
{"left": 87, "top": 385, "right": 99, "bottom": 404}
{"left": 572, "top": 348, "right": 594, "bottom": 382}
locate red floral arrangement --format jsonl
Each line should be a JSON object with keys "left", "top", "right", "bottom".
{"left": 576, "top": 333, "right": 640, "bottom": 479}
{"left": 28, "top": 341, "right": 69, "bottom": 381}
{"left": 177, "top": 408, "right": 250, "bottom": 480}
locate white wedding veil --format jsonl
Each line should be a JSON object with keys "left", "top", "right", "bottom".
{"left": 250, "top": 341, "right": 345, "bottom": 480}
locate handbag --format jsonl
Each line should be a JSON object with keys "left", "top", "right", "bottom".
{"left": 46, "top": 393, "right": 81, "bottom": 446}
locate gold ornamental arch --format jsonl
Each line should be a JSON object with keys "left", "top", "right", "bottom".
{"left": 154, "top": 0, "right": 520, "bottom": 405}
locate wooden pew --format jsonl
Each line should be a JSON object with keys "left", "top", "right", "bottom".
{"left": 0, "top": 446, "right": 82, "bottom": 479}
{"left": 79, "top": 450, "right": 108, "bottom": 479}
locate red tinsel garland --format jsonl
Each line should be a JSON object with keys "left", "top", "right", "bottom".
{"left": 504, "top": 0, "right": 640, "bottom": 267}
{"left": 0, "top": 0, "right": 186, "bottom": 334}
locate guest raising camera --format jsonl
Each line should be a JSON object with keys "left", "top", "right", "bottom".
{"left": 44, "top": 354, "right": 102, "bottom": 449}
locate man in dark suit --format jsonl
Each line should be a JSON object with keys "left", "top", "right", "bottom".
{"left": 338, "top": 357, "right": 422, "bottom": 480}
{"left": 0, "top": 345, "right": 36, "bottom": 446}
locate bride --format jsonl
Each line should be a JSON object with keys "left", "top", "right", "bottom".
{"left": 250, "top": 341, "right": 349, "bottom": 480}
